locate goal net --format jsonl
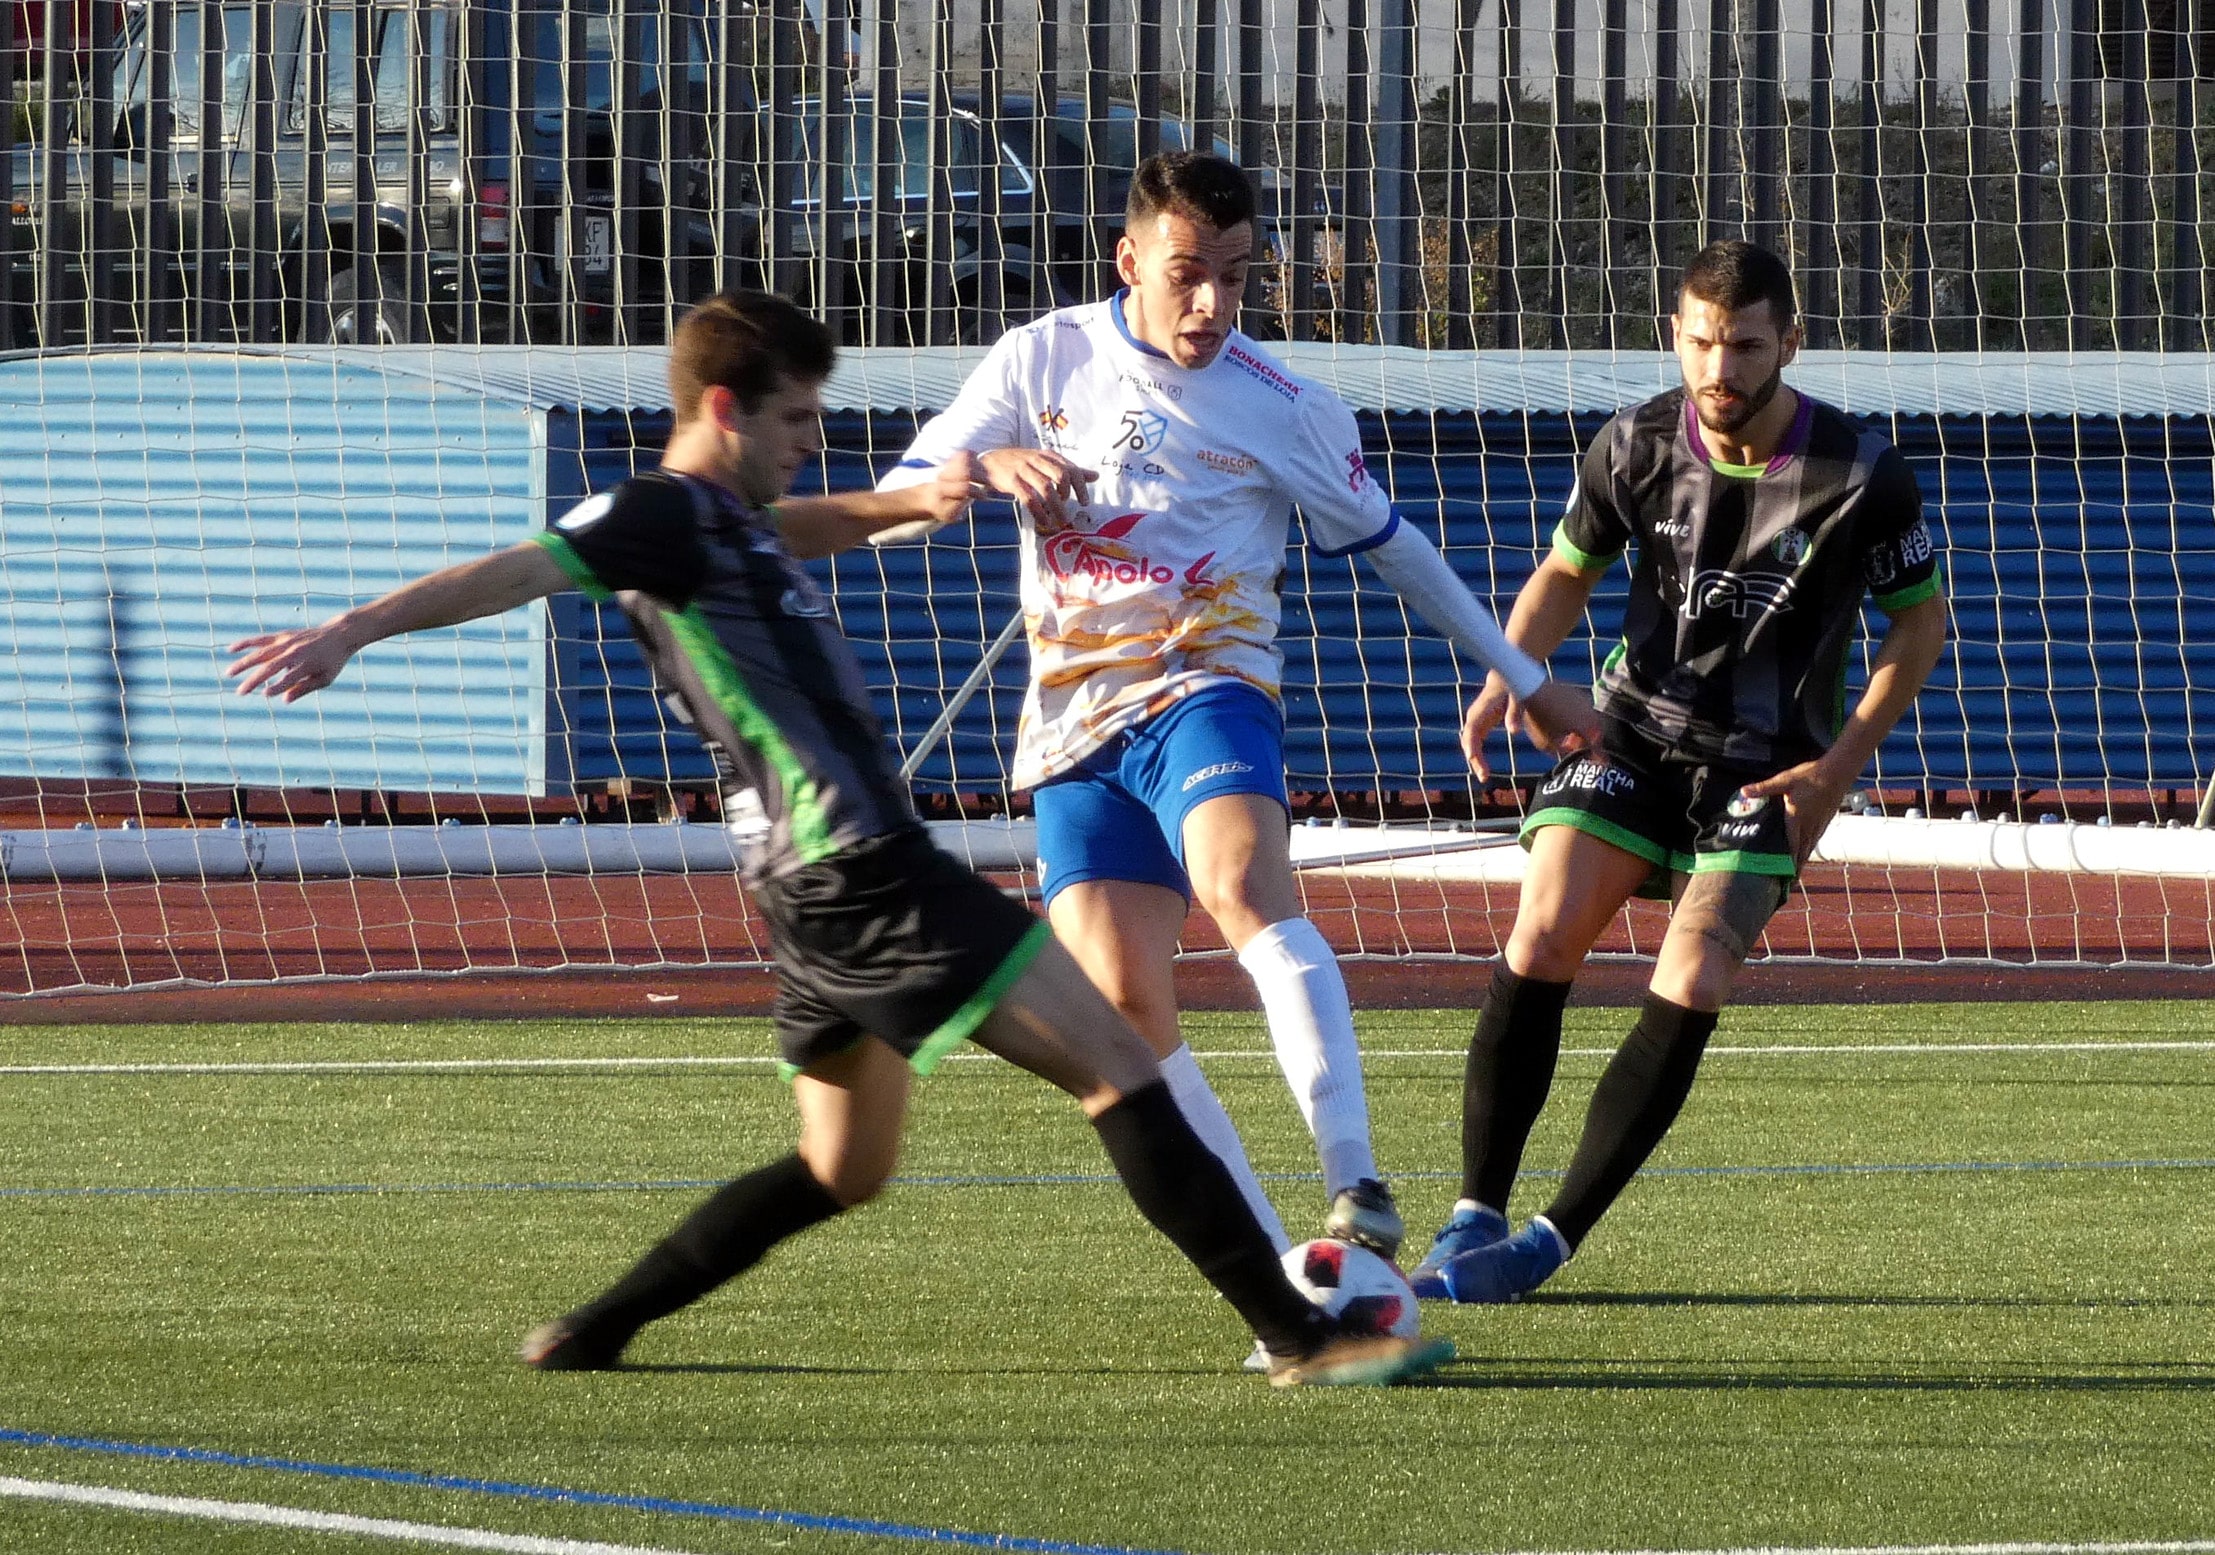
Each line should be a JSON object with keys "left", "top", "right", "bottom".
{"left": 2, "top": 0, "right": 2211, "bottom": 994}
{"left": 1, "top": 341, "right": 2210, "bottom": 995}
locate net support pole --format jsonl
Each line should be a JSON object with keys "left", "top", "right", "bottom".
{"left": 897, "top": 609, "right": 1027, "bottom": 784}
{"left": 1373, "top": 0, "right": 1416, "bottom": 345}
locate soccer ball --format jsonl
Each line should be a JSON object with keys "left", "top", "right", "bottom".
{"left": 1280, "top": 1238, "right": 1419, "bottom": 1338}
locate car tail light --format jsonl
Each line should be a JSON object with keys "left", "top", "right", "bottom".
{"left": 478, "top": 182, "right": 511, "bottom": 250}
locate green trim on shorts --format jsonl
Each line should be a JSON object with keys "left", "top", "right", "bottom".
{"left": 1520, "top": 807, "right": 1672, "bottom": 867}
{"left": 909, "top": 918, "right": 1056, "bottom": 1076}
{"left": 1688, "top": 847, "right": 1799, "bottom": 878}
{"left": 530, "top": 531, "right": 614, "bottom": 600}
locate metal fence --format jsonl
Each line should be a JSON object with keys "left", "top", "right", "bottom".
{"left": 4, "top": 0, "right": 2209, "bottom": 351}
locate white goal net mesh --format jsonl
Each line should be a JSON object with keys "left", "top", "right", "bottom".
{"left": 0, "top": 343, "right": 2210, "bottom": 995}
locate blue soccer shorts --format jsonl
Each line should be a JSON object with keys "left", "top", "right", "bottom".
{"left": 1030, "top": 681, "right": 1289, "bottom": 907}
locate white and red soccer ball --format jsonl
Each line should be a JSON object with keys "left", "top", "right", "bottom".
{"left": 1281, "top": 1238, "right": 1419, "bottom": 1338}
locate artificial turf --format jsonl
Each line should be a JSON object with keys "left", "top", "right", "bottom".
{"left": 1, "top": 1001, "right": 2210, "bottom": 1554}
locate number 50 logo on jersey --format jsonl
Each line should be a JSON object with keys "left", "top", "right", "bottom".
{"left": 1114, "top": 409, "right": 1169, "bottom": 454}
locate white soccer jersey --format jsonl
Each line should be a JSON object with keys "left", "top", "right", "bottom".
{"left": 881, "top": 293, "right": 1397, "bottom": 790}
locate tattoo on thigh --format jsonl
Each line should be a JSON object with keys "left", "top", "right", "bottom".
{"left": 1674, "top": 872, "right": 1789, "bottom": 964}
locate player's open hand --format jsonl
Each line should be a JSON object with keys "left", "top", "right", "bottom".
{"left": 226, "top": 625, "right": 354, "bottom": 703}
{"left": 1460, "top": 675, "right": 1516, "bottom": 781}
{"left": 1736, "top": 758, "right": 1853, "bottom": 868}
{"left": 980, "top": 447, "right": 1097, "bottom": 525}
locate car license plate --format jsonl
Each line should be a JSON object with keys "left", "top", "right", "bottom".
{"left": 565, "top": 213, "right": 613, "bottom": 275}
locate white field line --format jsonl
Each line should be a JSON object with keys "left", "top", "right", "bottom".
{"left": 4, "top": 1040, "right": 2213, "bottom": 1077}
{"left": 0, "top": 1475, "right": 705, "bottom": 1554}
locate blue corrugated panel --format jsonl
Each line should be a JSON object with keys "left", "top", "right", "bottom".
{"left": 552, "top": 407, "right": 2213, "bottom": 797}
{"left": 0, "top": 352, "right": 549, "bottom": 793}
{"left": 71, "top": 380, "right": 2187, "bottom": 802}
{"left": 840, "top": 409, "right": 2215, "bottom": 795}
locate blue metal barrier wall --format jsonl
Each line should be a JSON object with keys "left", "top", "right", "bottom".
{"left": 556, "top": 408, "right": 2215, "bottom": 798}
{"left": 7, "top": 355, "right": 2202, "bottom": 801}
{"left": 0, "top": 352, "right": 553, "bottom": 793}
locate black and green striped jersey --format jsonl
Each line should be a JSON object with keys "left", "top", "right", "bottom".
{"left": 534, "top": 469, "right": 920, "bottom": 885}
{"left": 1554, "top": 387, "right": 1941, "bottom": 770}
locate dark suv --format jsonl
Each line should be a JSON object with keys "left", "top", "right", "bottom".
{"left": 5, "top": 0, "right": 727, "bottom": 346}
{"left": 767, "top": 91, "right": 1305, "bottom": 343}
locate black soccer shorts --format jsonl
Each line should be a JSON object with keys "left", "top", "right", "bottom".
{"left": 1518, "top": 718, "right": 1800, "bottom": 900}
{"left": 754, "top": 826, "right": 1052, "bottom": 1078}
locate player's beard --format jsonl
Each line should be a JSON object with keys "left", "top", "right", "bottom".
{"left": 1693, "top": 364, "right": 1783, "bottom": 435}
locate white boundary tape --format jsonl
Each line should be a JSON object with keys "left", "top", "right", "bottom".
{"left": 3, "top": 1040, "right": 2211, "bottom": 1077}
{"left": 0, "top": 1475, "right": 704, "bottom": 1554}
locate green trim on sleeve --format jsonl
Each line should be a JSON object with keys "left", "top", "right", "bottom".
{"left": 1873, "top": 569, "right": 1943, "bottom": 615}
{"left": 907, "top": 919, "right": 1055, "bottom": 1075}
{"left": 530, "top": 531, "right": 614, "bottom": 601}
{"left": 1549, "top": 523, "right": 1622, "bottom": 574}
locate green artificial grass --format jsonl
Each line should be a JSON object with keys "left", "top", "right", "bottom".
{"left": 1, "top": 1002, "right": 2210, "bottom": 1554}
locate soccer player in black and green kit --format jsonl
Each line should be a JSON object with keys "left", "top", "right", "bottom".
{"left": 227, "top": 290, "right": 1452, "bottom": 1386}
{"left": 1410, "top": 240, "right": 1950, "bottom": 1302}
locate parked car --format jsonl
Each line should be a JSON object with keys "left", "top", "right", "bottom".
{"left": 768, "top": 91, "right": 1061, "bottom": 343}
{"left": 4, "top": 0, "right": 727, "bottom": 347}
{"left": 766, "top": 91, "right": 1317, "bottom": 341}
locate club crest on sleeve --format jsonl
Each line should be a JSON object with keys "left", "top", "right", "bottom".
{"left": 556, "top": 492, "right": 614, "bottom": 532}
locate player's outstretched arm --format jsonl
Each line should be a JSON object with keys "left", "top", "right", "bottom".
{"left": 1459, "top": 551, "right": 1610, "bottom": 779}
{"left": 226, "top": 541, "right": 573, "bottom": 702}
{"left": 1738, "top": 592, "right": 1949, "bottom": 864}
{"left": 778, "top": 451, "right": 993, "bottom": 557}
{"left": 1356, "top": 527, "right": 1604, "bottom": 776}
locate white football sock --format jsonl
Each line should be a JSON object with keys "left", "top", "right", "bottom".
{"left": 1236, "top": 916, "right": 1378, "bottom": 1197}
{"left": 1160, "top": 1043, "right": 1290, "bottom": 1254}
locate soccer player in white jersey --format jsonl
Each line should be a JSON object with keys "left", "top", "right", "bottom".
{"left": 882, "top": 151, "right": 1598, "bottom": 1268}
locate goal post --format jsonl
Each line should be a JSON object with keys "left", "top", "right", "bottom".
{"left": 0, "top": 342, "right": 2210, "bottom": 995}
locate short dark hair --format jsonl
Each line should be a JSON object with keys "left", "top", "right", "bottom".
{"left": 1679, "top": 240, "right": 1798, "bottom": 328}
{"left": 668, "top": 291, "right": 836, "bottom": 423}
{"left": 1126, "top": 150, "right": 1255, "bottom": 235}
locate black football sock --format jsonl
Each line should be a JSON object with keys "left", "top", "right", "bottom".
{"left": 1460, "top": 963, "right": 1574, "bottom": 1210}
{"left": 1092, "top": 1080, "right": 1332, "bottom": 1360}
{"left": 1541, "top": 995, "right": 1719, "bottom": 1250}
{"left": 562, "top": 1152, "right": 843, "bottom": 1348}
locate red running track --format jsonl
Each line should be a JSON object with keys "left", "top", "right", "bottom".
{"left": 1, "top": 862, "right": 2207, "bottom": 1021}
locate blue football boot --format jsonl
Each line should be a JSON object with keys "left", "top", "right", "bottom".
{"left": 1430, "top": 1216, "right": 1570, "bottom": 1304}
{"left": 1407, "top": 1204, "right": 1511, "bottom": 1299}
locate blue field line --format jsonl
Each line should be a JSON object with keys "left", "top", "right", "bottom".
{"left": 0, "top": 1426, "right": 1184, "bottom": 1555}
{"left": 3, "top": 1157, "right": 2214, "bottom": 1202}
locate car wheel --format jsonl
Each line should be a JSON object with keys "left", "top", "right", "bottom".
{"left": 316, "top": 259, "right": 432, "bottom": 345}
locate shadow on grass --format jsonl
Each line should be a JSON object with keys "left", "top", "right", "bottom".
{"left": 609, "top": 1361, "right": 1230, "bottom": 1378}
{"left": 1422, "top": 1362, "right": 2215, "bottom": 1392}
{"left": 601, "top": 1362, "right": 898, "bottom": 1376}
{"left": 1522, "top": 1290, "right": 2215, "bottom": 1311}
